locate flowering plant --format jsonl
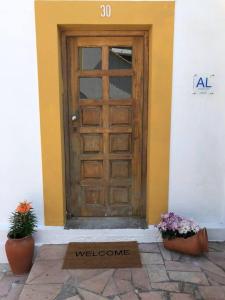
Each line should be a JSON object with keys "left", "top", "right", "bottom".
{"left": 8, "top": 201, "right": 37, "bottom": 239}
{"left": 156, "top": 212, "right": 200, "bottom": 240}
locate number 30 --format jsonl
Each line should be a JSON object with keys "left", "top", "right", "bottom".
{"left": 100, "top": 5, "right": 111, "bottom": 17}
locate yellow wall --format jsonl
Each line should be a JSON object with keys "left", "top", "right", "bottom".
{"left": 35, "top": 0, "right": 174, "bottom": 226}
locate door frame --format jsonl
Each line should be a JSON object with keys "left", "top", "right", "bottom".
{"left": 35, "top": 0, "right": 174, "bottom": 226}
{"left": 61, "top": 30, "right": 149, "bottom": 219}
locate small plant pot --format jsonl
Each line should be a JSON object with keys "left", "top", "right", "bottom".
{"left": 163, "top": 228, "right": 208, "bottom": 256}
{"left": 5, "top": 235, "right": 34, "bottom": 275}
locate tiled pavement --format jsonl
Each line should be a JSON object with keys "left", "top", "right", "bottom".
{"left": 1, "top": 242, "right": 225, "bottom": 299}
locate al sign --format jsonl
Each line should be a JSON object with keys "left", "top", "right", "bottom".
{"left": 193, "top": 74, "right": 215, "bottom": 94}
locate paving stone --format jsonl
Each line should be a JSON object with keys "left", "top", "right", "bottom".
{"left": 0, "top": 264, "right": 10, "bottom": 273}
{"left": 206, "top": 276, "right": 221, "bottom": 286}
{"left": 139, "top": 243, "right": 160, "bottom": 253}
{"left": 159, "top": 244, "right": 182, "bottom": 261}
{"left": 79, "top": 269, "right": 113, "bottom": 294}
{"left": 18, "top": 284, "right": 62, "bottom": 300}
{"left": 64, "top": 296, "right": 81, "bottom": 300}
{"left": 182, "top": 283, "right": 197, "bottom": 294}
{"left": 185, "top": 256, "right": 225, "bottom": 277}
{"left": 0, "top": 275, "right": 25, "bottom": 297}
{"left": 151, "top": 282, "right": 180, "bottom": 292}
{"left": 69, "top": 269, "right": 106, "bottom": 283}
{"left": 131, "top": 268, "right": 151, "bottom": 290}
{"left": 120, "top": 291, "right": 139, "bottom": 300}
{"left": 179, "top": 255, "right": 197, "bottom": 264}
{"left": 193, "top": 289, "right": 203, "bottom": 300}
{"left": 168, "top": 271, "right": 209, "bottom": 285}
{"left": 114, "top": 278, "right": 133, "bottom": 294}
{"left": 35, "top": 244, "right": 67, "bottom": 261}
{"left": 114, "top": 269, "right": 131, "bottom": 281}
{"left": 147, "top": 264, "right": 169, "bottom": 282}
{"left": 158, "top": 243, "right": 172, "bottom": 260}
{"left": 26, "top": 259, "right": 70, "bottom": 284}
{"left": 165, "top": 261, "right": 201, "bottom": 272}
{"left": 171, "top": 252, "right": 182, "bottom": 261}
{"left": 139, "top": 291, "right": 165, "bottom": 299}
{"left": 207, "top": 251, "right": 225, "bottom": 259}
{"left": 12, "top": 275, "right": 28, "bottom": 285}
{"left": 141, "top": 253, "right": 164, "bottom": 265}
{"left": 206, "top": 251, "right": 225, "bottom": 270}
{"left": 204, "top": 270, "right": 225, "bottom": 285}
{"left": 54, "top": 278, "right": 77, "bottom": 300}
{"left": 170, "top": 293, "right": 195, "bottom": 300}
{"left": 198, "top": 286, "right": 225, "bottom": 300}
{"left": 208, "top": 242, "right": 225, "bottom": 252}
{"left": 112, "top": 297, "right": 120, "bottom": 300}
{"left": 1, "top": 283, "right": 24, "bottom": 300}
{"left": 77, "top": 288, "right": 107, "bottom": 300}
{"left": 103, "top": 278, "right": 118, "bottom": 297}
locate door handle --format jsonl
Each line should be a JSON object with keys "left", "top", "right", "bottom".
{"left": 71, "top": 111, "right": 79, "bottom": 121}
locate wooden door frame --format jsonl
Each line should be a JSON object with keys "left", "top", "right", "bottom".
{"left": 61, "top": 30, "right": 149, "bottom": 220}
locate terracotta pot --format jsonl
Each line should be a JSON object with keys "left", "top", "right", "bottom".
{"left": 163, "top": 228, "right": 208, "bottom": 256}
{"left": 5, "top": 235, "right": 34, "bottom": 275}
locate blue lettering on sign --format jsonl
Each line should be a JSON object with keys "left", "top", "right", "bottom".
{"left": 196, "top": 77, "right": 212, "bottom": 89}
{"left": 205, "top": 78, "right": 212, "bottom": 88}
{"left": 196, "top": 77, "right": 205, "bottom": 88}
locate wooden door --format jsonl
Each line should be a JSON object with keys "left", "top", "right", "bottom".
{"left": 62, "top": 33, "right": 147, "bottom": 218}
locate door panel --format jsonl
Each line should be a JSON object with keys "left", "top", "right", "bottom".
{"left": 64, "top": 34, "right": 146, "bottom": 218}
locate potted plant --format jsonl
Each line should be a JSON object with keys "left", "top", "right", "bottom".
{"left": 156, "top": 212, "right": 208, "bottom": 256}
{"left": 5, "top": 201, "right": 37, "bottom": 274}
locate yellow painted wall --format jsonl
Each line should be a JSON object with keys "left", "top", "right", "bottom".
{"left": 35, "top": 0, "right": 174, "bottom": 226}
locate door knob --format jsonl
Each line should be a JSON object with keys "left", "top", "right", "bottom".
{"left": 71, "top": 111, "right": 79, "bottom": 121}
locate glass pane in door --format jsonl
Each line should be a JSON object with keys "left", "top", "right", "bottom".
{"left": 109, "top": 47, "right": 132, "bottom": 69}
{"left": 79, "top": 77, "right": 102, "bottom": 99}
{"left": 109, "top": 77, "right": 132, "bottom": 99}
{"left": 79, "top": 48, "right": 102, "bottom": 70}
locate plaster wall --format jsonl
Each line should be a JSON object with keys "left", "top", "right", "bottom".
{"left": 0, "top": 0, "right": 44, "bottom": 227}
{"left": 169, "top": 0, "right": 225, "bottom": 226}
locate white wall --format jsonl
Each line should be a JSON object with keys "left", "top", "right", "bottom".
{"left": 0, "top": 0, "right": 44, "bottom": 227}
{"left": 169, "top": 0, "right": 225, "bottom": 225}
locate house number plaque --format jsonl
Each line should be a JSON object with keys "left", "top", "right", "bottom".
{"left": 100, "top": 5, "right": 111, "bottom": 17}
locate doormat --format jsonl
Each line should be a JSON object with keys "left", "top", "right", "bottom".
{"left": 63, "top": 241, "right": 142, "bottom": 269}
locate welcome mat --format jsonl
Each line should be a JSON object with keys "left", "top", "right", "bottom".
{"left": 63, "top": 241, "right": 142, "bottom": 269}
